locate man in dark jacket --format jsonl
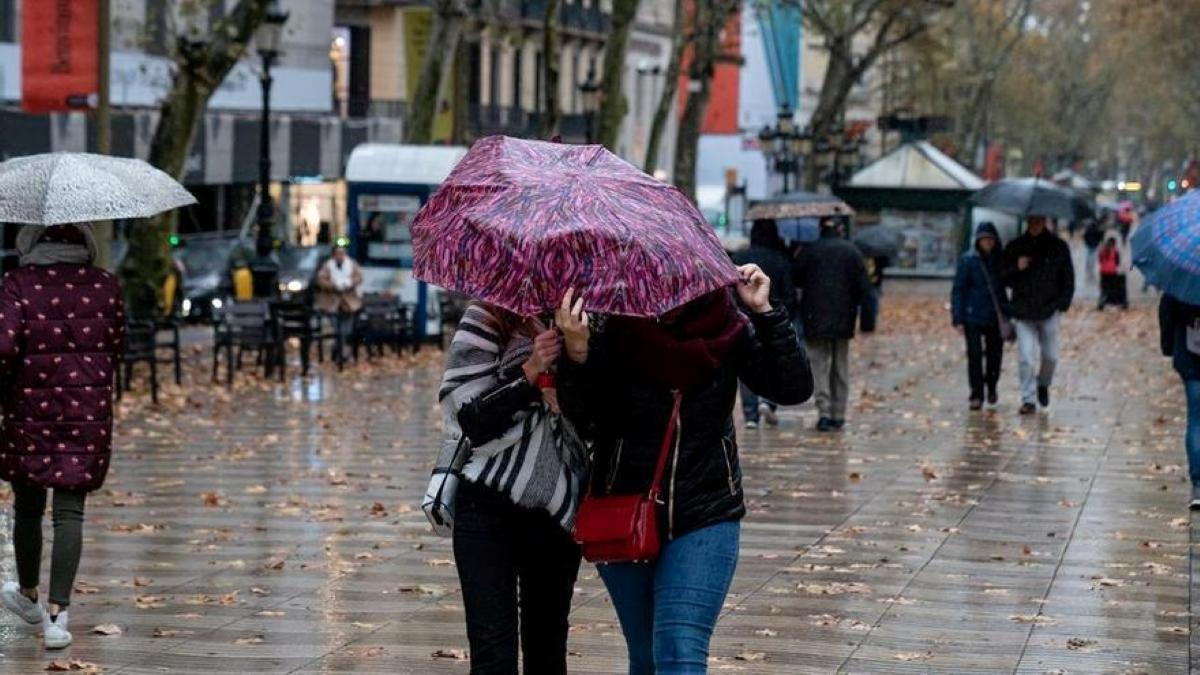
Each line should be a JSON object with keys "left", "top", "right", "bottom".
{"left": 732, "top": 220, "right": 797, "bottom": 428}
{"left": 794, "top": 219, "right": 871, "bottom": 431}
{"left": 1160, "top": 294, "right": 1200, "bottom": 508}
{"left": 1001, "top": 215, "right": 1075, "bottom": 414}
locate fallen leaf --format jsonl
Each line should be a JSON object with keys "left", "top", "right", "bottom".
{"left": 432, "top": 649, "right": 469, "bottom": 660}
{"left": 152, "top": 627, "right": 194, "bottom": 638}
{"left": 1067, "top": 637, "right": 1096, "bottom": 651}
{"left": 91, "top": 624, "right": 122, "bottom": 636}
{"left": 735, "top": 651, "right": 767, "bottom": 662}
{"left": 754, "top": 628, "right": 779, "bottom": 637}
{"left": 894, "top": 652, "right": 932, "bottom": 662}
{"left": 250, "top": 587, "right": 270, "bottom": 596}
{"left": 351, "top": 621, "right": 376, "bottom": 629}
{"left": 133, "top": 577, "right": 153, "bottom": 587}
{"left": 244, "top": 485, "right": 268, "bottom": 495}
{"left": 135, "top": 595, "right": 165, "bottom": 609}
{"left": 45, "top": 661, "right": 104, "bottom": 673}
{"left": 233, "top": 634, "right": 265, "bottom": 645}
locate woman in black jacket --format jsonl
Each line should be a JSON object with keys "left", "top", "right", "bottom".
{"left": 1160, "top": 294, "right": 1200, "bottom": 509}
{"left": 556, "top": 265, "right": 812, "bottom": 674}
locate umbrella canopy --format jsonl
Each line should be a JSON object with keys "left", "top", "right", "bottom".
{"left": 745, "top": 191, "right": 854, "bottom": 221}
{"left": 411, "top": 136, "right": 739, "bottom": 318}
{"left": 775, "top": 217, "right": 820, "bottom": 243}
{"left": 969, "top": 177, "right": 1094, "bottom": 221}
{"left": 1132, "top": 190, "right": 1200, "bottom": 304}
{"left": 0, "top": 152, "right": 196, "bottom": 225}
{"left": 853, "top": 224, "right": 903, "bottom": 259}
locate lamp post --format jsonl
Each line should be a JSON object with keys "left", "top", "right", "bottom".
{"left": 251, "top": 2, "right": 289, "bottom": 297}
{"left": 757, "top": 104, "right": 810, "bottom": 194}
{"left": 579, "top": 67, "right": 601, "bottom": 144}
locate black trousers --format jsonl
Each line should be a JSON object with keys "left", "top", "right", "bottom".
{"left": 1098, "top": 274, "right": 1128, "bottom": 309}
{"left": 964, "top": 324, "right": 1003, "bottom": 400}
{"left": 453, "top": 481, "right": 582, "bottom": 675}
{"left": 12, "top": 485, "right": 87, "bottom": 608}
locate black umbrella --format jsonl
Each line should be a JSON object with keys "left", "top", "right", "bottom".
{"left": 853, "top": 225, "right": 903, "bottom": 259}
{"left": 969, "top": 177, "right": 1094, "bottom": 221}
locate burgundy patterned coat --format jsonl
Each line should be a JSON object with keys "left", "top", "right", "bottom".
{"left": 0, "top": 263, "right": 125, "bottom": 492}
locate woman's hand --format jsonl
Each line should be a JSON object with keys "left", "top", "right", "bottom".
{"left": 522, "top": 329, "right": 561, "bottom": 382}
{"left": 736, "top": 264, "right": 772, "bottom": 313}
{"left": 556, "top": 288, "right": 590, "bottom": 363}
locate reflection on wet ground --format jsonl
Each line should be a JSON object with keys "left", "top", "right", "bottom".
{"left": 0, "top": 292, "right": 1193, "bottom": 673}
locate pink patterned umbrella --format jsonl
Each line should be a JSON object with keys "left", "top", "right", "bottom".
{"left": 412, "top": 136, "right": 740, "bottom": 318}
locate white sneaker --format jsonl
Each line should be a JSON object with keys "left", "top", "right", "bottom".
{"left": 43, "top": 610, "right": 71, "bottom": 649}
{"left": 1, "top": 581, "right": 45, "bottom": 625}
{"left": 759, "top": 403, "right": 779, "bottom": 427}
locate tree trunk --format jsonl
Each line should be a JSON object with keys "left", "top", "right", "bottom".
{"left": 595, "top": 0, "right": 642, "bottom": 149}
{"left": 121, "top": 0, "right": 271, "bottom": 320}
{"left": 539, "top": 0, "right": 562, "bottom": 137}
{"left": 406, "top": 0, "right": 465, "bottom": 144}
{"left": 643, "top": 0, "right": 685, "bottom": 173}
{"left": 804, "top": 41, "right": 856, "bottom": 190}
{"left": 673, "top": 0, "right": 728, "bottom": 200}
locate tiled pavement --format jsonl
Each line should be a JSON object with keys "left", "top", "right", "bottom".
{"left": 0, "top": 287, "right": 1194, "bottom": 674}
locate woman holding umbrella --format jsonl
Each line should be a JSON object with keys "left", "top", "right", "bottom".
{"left": 0, "top": 153, "right": 194, "bottom": 649}
{"left": 413, "top": 137, "right": 813, "bottom": 673}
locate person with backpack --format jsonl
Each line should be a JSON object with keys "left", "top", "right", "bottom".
{"left": 951, "top": 223, "right": 1010, "bottom": 410}
{"left": 1159, "top": 294, "right": 1200, "bottom": 508}
{"left": 0, "top": 224, "right": 125, "bottom": 650}
{"left": 1097, "top": 237, "right": 1128, "bottom": 310}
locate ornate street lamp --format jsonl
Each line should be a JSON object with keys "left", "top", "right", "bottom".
{"left": 759, "top": 104, "right": 802, "bottom": 193}
{"left": 579, "top": 68, "right": 601, "bottom": 143}
{"left": 251, "top": 2, "right": 289, "bottom": 297}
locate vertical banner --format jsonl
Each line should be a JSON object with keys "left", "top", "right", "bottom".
{"left": 22, "top": 0, "right": 99, "bottom": 113}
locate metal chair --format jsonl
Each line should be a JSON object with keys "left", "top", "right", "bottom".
{"left": 116, "top": 320, "right": 159, "bottom": 404}
{"left": 353, "top": 294, "right": 411, "bottom": 360}
{"left": 155, "top": 317, "right": 183, "bottom": 385}
{"left": 211, "top": 301, "right": 276, "bottom": 388}
{"left": 270, "top": 300, "right": 331, "bottom": 379}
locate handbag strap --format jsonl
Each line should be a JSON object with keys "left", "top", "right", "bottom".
{"left": 647, "top": 391, "right": 683, "bottom": 501}
{"left": 979, "top": 256, "right": 1006, "bottom": 321}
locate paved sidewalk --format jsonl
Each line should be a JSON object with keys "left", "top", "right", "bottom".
{"left": 0, "top": 292, "right": 1193, "bottom": 673}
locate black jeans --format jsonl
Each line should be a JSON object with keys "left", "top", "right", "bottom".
{"left": 453, "top": 481, "right": 582, "bottom": 675}
{"left": 964, "top": 323, "right": 1003, "bottom": 400}
{"left": 12, "top": 485, "right": 86, "bottom": 608}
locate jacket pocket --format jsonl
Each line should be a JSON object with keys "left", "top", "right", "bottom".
{"left": 720, "top": 437, "right": 738, "bottom": 496}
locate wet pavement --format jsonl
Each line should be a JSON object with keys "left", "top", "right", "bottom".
{"left": 0, "top": 282, "right": 1194, "bottom": 674}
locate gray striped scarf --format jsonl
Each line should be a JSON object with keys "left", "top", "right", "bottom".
{"left": 437, "top": 305, "right": 587, "bottom": 531}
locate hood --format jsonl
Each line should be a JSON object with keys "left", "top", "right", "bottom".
{"left": 974, "top": 222, "right": 1000, "bottom": 242}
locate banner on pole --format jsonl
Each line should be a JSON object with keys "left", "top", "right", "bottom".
{"left": 22, "top": 0, "right": 100, "bottom": 113}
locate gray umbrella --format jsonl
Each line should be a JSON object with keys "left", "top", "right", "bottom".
{"left": 969, "top": 177, "right": 1094, "bottom": 221}
{"left": 853, "top": 225, "right": 903, "bottom": 259}
{"left": 0, "top": 152, "right": 196, "bottom": 226}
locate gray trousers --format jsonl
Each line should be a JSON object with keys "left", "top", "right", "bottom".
{"left": 12, "top": 485, "right": 86, "bottom": 608}
{"left": 1015, "top": 313, "right": 1062, "bottom": 405}
{"left": 807, "top": 338, "right": 850, "bottom": 420}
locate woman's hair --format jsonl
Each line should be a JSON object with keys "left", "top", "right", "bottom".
{"left": 474, "top": 301, "right": 535, "bottom": 343}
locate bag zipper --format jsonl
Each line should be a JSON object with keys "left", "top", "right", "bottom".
{"left": 720, "top": 437, "right": 737, "bottom": 496}
{"left": 667, "top": 391, "right": 682, "bottom": 540}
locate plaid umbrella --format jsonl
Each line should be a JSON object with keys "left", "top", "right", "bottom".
{"left": 411, "top": 136, "right": 739, "bottom": 318}
{"left": 1132, "top": 190, "right": 1200, "bottom": 304}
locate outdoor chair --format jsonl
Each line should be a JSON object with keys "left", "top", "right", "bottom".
{"left": 211, "top": 300, "right": 276, "bottom": 388}
{"left": 155, "top": 316, "right": 183, "bottom": 385}
{"left": 116, "top": 320, "right": 159, "bottom": 404}
{"left": 271, "top": 300, "right": 336, "bottom": 379}
{"left": 352, "top": 294, "right": 411, "bottom": 360}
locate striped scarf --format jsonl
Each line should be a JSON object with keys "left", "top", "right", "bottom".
{"left": 437, "top": 305, "right": 587, "bottom": 531}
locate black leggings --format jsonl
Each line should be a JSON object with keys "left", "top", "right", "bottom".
{"left": 453, "top": 481, "right": 581, "bottom": 675}
{"left": 12, "top": 485, "right": 86, "bottom": 608}
{"left": 964, "top": 323, "right": 1003, "bottom": 400}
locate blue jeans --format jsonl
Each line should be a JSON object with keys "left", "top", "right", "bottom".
{"left": 598, "top": 521, "right": 740, "bottom": 675}
{"left": 739, "top": 381, "right": 775, "bottom": 422}
{"left": 1186, "top": 380, "right": 1200, "bottom": 486}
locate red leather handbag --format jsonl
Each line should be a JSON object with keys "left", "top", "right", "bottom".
{"left": 573, "top": 392, "right": 682, "bottom": 564}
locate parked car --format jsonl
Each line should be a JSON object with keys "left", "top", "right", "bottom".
{"left": 276, "top": 245, "right": 331, "bottom": 303}
{"left": 175, "top": 234, "right": 246, "bottom": 322}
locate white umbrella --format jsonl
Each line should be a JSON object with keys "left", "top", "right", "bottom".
{"left": 0, "top": 152, "right": 196, "bottom": 226}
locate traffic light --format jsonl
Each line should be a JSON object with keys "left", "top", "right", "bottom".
{"left": 168, "top": 234, "right": 181, "bottom": 247}
{"left": 1167, "top": 179, "right": 1178, "bottom": 192}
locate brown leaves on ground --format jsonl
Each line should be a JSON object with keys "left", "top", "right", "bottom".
{"left": 735, "top": 651, "right": 767, "bottom": 662}
{"left": 134, "top": 595, "right": 166, "bottom": 609}
{"left": 233, "top": 634, "right": 265, "bottom": 645}
{"left": 45, "top": 662, "right": 103, "bottom": 673}
{"left": 432, "top": 648, "right": 469, "bottom": 660}
{"left": 152, "top": 627, "right": 194, "bottom": 638}
{"left": 200, "top": 491, "right": 227, "bottom": 507}
{"left": 91, "top": 624, "right": 122, "bottom": 636}
{"left": 894, "top": 651, "right": 933, "bottom": 662}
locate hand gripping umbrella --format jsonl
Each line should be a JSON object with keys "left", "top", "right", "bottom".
{"left": 411, "top": 136, "right": 740, "bottom": 318}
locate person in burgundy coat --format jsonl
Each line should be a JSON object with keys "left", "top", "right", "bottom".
{"left": 0, "top": 223, "right": 124, "bottom": 649}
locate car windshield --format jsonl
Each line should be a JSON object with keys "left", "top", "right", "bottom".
{"left": 277, "top": 247, "right": 325, "bottom": 275}
{"left": 178, "top": 241, "right": 235, "bottom": 276}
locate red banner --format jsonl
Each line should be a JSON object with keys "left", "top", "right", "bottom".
{"left": 22, "top": 0, "right": 99, "bottom": 113}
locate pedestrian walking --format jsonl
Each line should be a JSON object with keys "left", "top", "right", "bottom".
{"left": 557, "top": 269, "right": 812, "bottom": 675}
{"left": 1097, "top": 237, "right": 1128, "bottom": 310}
{"left": 859, "top": 255, "right": 888, "bottom": 334}
{"left": 1159, "top": 295, "right": 1200, "bottom": 508}
{"left": 1001, "top": 215, "right": 1075, "bottom": 414}
{"left": 1082, "top": 219, "right": 1105, "bottom": 282}
{"left": 315, "top": 244, "right": 363, "bottom": 360}
{"left": 732, "top": 220, "right": 796, "bottom": 428}
{"left": 433, "top": 302, "right": 587, "bottom": 674}
{"left": 951, "top": 223, "right": 1011, "bottom": 410}
{"left": 793, "top": 219, "right": 871, "bottom": 431}
{"left": 0, "top": 224, "right": 125, "bottom": 650}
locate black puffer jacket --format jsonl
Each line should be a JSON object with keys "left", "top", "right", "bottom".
{"left": 558, "top": 307, "right": 812, "bottom": 540}
{"left": 1001, "top": 230, "right": 1075, "bottom": 321}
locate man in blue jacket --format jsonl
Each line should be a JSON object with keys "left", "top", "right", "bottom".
{"left": 951, "top": 223, "right": 1008, "bottom": 410}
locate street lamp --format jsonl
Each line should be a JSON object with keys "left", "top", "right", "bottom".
{"left": 579, "top": 68, "right": 601, "bottom": 144}
{"left": 758, "top": 104, "right": 803, "bottom": 193}
{"left": 251, "top": 2, "right": 289, "bottom": 297}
